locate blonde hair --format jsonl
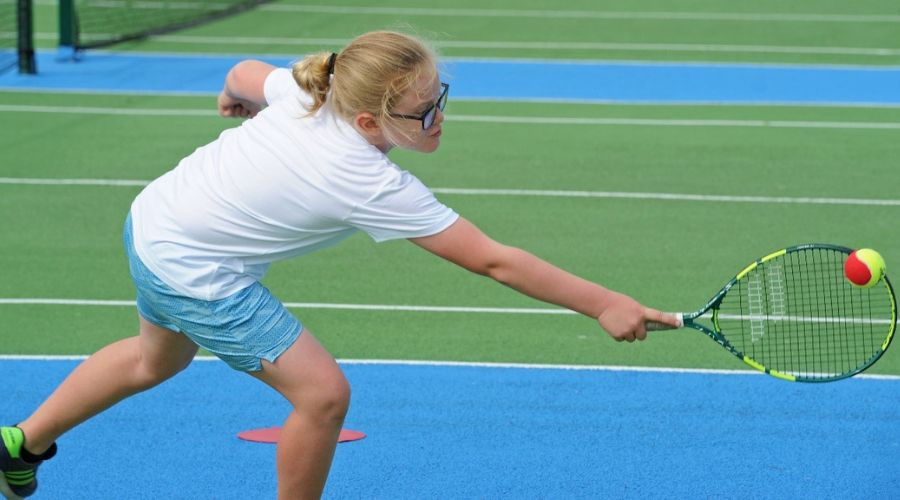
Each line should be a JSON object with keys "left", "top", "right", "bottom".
{"left": 292, "top": 31, "right": 437, "bottom": 129}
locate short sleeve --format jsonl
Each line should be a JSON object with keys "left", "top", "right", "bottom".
{"left": 347, "top": 170, "right": 459, "bottom": 242}
{"left": 264, "top": 67, "right": 306, "bottom": 105}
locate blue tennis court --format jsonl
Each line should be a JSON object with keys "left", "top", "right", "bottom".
{"left": 3, "top": 358, "right": 898, "bottom": 499}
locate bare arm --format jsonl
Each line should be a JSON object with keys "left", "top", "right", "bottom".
{"left": 218, "top": 60, "right": 277, "bottom": 118}
{"left": 410, "top": 217, "right": 680, "bottom": 342}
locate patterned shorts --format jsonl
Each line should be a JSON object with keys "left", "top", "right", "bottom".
{"left": 123, "top": 213, "right": 302, "bottom": 371}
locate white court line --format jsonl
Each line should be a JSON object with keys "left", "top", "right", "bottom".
{"left": 3, "top": 104, "right": 900, "bottom": 130}
{"left": 0, "top": 105, "right": 217, "bottom": 116}
{"left": 2, "top": 178, "right": 899, "bottom": 207}
{"left": 458, "top": 96, "right": 900, "bottom": 109}
{"left": 30, "top": 0, "right": 231, "bottom": 9}
{"left": 1, "top": 354, "right": 897, "bottom": 380}
{"left": 146, "top": 35, "right": 900, "bottom": 57}
{"left": 257, "top": 4, "right": 900, "bottom": 24}
{"left": 18, "top": 41, "right": 900, "bottom": 71}
{"left": 26, "top": 0, "right": 900, "bottom": 23}
{"left": 431, "top": 188, "right": 900, "bottom": 207}
{"left": 5, "top": 87, "right": 900, "bottom": 108}
{"left": 0, "top": 298, "right": 572, "bottom": 315}
{"left": 4, "top": 299, "right": 898, "bottom": 327}
{"left": 449, "top": 114, "right": 900, "bottom": 130}
{"left": 4, "top": 92, "right": 900, "bottom": 109}
{"left": 0, "top": 178, "right": 150, "bottom": 187}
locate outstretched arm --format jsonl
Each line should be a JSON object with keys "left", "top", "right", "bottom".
{"left": 218, "top": 60, "right": 277, "bottom": 118}
{"left": 410, "top": 217, "right": 680, "bottom": 342}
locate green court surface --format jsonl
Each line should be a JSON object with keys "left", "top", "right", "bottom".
{"left": 3, "top": 1, "right": 899, "bottom": 377}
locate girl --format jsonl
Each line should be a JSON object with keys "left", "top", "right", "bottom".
{"left": 1, "top": 31, "right": 679, "bottom": 499}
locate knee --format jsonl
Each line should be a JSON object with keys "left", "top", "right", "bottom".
{"left": 323, "top": 373, "right": 352, "bottom": 420}
{"left": 306, "top": 372, "right": 351, "bottom": 424}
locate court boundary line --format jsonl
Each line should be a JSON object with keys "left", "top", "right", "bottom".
{"left": 37, "top": 34, "right": 892, "bottom": 59}
{"left": 23, "top": 33, "right": 890, "bottom": 58}
{"left": 1, "top": 178, "right": 898, "bottom": 206}
{"left": 27, "top": 0, "right": 900, "bottom": 23}
{"left": 4, "top": 104, "right": 900, "bottom": 128}
{"left": 142, "top": 35, "right": 900, "bottom": 58}
{"left": 5, "top": 86, "right": 900, "bottom": 108}
{"left": 4, "top": 298, "right": 899, "bottom": 325}
{"left": 255, "top": 4, "right": 900, "bottom": 24}
{"left": 1, "top": 354, "right": 897, "bottom": 380}
{"left": 0, "top": 298, "right": 573, "bottom": 315}
{"left": 23, "top": 45, "right": 900, "bottom": 70}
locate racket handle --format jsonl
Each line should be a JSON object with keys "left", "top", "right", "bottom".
{"left": 645, "top": 313, "right": 683, "bottom": 331}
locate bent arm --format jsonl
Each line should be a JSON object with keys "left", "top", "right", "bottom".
{"left": 218, "top": 60, "right": 277, "bottom": 118}
{"left": 410, "top": 217, "right": 679, "bottom": 341}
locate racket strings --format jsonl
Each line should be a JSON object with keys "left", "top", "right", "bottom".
{"left": 716, "top": 247, "right": 894, "bottom": 381}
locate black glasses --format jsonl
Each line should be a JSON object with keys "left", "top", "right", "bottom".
{"left": 390, "top": 83, "right": 449, "bottom": 130}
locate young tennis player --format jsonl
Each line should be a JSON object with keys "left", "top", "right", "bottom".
{"left": 1, "top": 30, "right": 679, "bottom": 499}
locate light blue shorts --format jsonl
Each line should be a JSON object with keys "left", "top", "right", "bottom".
{"left": 124, "top": 214, "right": 302, "bottom": 372}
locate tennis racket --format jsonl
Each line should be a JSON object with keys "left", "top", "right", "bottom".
{"left": 648, "top": 243, "right": 896, "bottom": 382}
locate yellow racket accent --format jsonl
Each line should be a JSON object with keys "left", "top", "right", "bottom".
{"left": 769, "top": 370, "right": 797, "bottom": 382}
{"left": 743, "top": 356, "right": 765, "bottom": 372}
{"left": 736, "top": 262, "right": 758, "bottom": 280}
{"left": 742, "top": 357, "right": 796, "bottom": 381}
{"left": 761, "top": 249, "right": 787, "bottom": 263}
{"left": 884, "top": 278, "right": 897, "bottom": 351}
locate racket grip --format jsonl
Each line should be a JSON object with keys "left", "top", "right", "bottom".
{"left": 645, "top": 313, "right": 683, "bottom": 331}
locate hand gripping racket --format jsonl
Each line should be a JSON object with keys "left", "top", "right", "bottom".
{"left": 648, "top": 244, "right": 896, "bottom": 382}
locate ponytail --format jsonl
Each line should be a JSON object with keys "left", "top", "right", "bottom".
{"left": 291, "top": 51, "right": 335, "bottom": 115}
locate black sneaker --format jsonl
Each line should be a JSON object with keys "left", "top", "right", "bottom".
{"left": 0, "top": 427, "right": 55, "bottom": 499}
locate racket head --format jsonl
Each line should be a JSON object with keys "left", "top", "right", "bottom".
{"left": 687, "top": 244, "right": 896, "bottom": 382}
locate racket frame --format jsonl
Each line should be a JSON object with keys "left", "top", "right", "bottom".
{"left": 677, "top": 244, "right": 896, "bottom": 382}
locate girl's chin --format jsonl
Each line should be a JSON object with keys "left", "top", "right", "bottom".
{"left": 420, "top": 138, "right": 440, "bottom": 153}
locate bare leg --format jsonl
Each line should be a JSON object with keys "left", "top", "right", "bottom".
{"left": 250, "top": 329, "right": 350, "bottom": 500}
{"left": 17, "top": 316, "right": 198, "bottom": 454}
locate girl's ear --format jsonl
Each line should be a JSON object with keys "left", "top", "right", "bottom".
{"left": 353, "top": 112, "right": 381, "bottom": 136}
{"left": 352, "top": 111, "right": 393, "bottom": 152}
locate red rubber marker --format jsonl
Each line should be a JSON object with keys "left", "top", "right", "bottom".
{"left": 238, "top": 427, "right": 366, "bottom": 444}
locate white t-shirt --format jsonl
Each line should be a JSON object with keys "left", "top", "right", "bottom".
{"left": 130, "top": 68, "right": 459, "bottom": 300}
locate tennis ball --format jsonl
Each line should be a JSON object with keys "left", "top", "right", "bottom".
{"left": 844, "top": 249, "right": 886, "bottom": 288}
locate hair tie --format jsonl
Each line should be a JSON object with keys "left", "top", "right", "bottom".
{"left": 326, "top": 52, "right": 337, "bottom": 76}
